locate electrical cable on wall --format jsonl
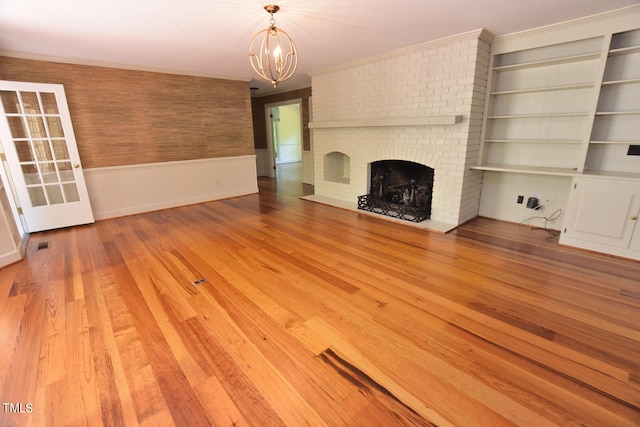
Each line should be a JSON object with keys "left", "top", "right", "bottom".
{"left": 520, "top": 208, "right": 563, "bottom": 238}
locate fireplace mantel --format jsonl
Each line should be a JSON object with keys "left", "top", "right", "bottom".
{"left": 308, "top": 115, "right": 463, "bottom": 129}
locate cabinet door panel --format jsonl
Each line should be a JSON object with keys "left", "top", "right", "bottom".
{"left": 565, "top": 180, "right": 639, "bottom": 248}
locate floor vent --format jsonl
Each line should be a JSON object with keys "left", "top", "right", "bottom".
{"left": 192, "top": 278, "right": 208, "bottom": 286}
{"left": 37, "top": 241, "right": 50, "bottom": 251}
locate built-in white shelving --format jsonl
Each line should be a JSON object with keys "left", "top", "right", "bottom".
{"left": 478, "top": 26, "right": 640, "bottom": 179}
{"left": 478, "top": 36, "right": 603, "bottom": 176}
{"left": 585, "top": 28, "right": 640, "bottom": 176}
{"left": 476, "top": 16, "right": 640, "bottom": 260}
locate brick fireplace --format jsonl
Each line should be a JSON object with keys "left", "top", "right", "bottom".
{"left": 306, "top": 29, "right": 492, "bottom": 232}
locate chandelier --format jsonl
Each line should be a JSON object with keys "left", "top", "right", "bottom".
{"left": 248, "top": 5, "right": 298, "bottom": 88}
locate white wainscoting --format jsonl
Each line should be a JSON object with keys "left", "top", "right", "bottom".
{"left": 0, "top": 182, "right": 25, "bottom": 268}
{"left": 0, "top": 249, "right": 22, "bottom": 268}
{"left": 255, "top": 148, "right": 274, "bottom": 177}
{"left": 84, "top": 155, "right": 259, "bottom": 220}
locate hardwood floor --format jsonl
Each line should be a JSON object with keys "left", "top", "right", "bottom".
{"left": 1, "top": 177, "right": 639, "bottom": 426}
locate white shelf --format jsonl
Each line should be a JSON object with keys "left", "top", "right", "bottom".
{"left": 580, "top": 169, "right": 640, "bottom": 180}
{"left": 594, "top": 111, "right": 640, "bottom": 115}
{"left": 590, "top": 140, "right": 640, "bottom": 144}
{"left": 485, "top": 139, "right": 583, "bottom": 144}
{"left": 487, "top": 112, "right": 589, "bottom": 119}
{"left": 601, "top": 78, "right": 640, "bottom": 86}
{"left": 492, "top": 52, "right": 601, "bottom": 71}
{"left": 490, "top": 83, "right": 594, "bottom": 96}
{"left": 308, "top": 115, "right": 463, "bottom": 129}
{"left": 472, "top": 164, "right": 640, "bottom": 180}
{"left": 471, "top": 164, "right": 579, "bottom": 177}
{"left": 608, "top": 45, "right": 640, "bottom": 56}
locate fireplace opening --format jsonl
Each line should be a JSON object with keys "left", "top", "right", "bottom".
{"left": 358, "top": 160, "right": 433, "bottom": 222}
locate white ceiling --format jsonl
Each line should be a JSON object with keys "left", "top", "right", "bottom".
{"left": 1, "top": 0, "right": 639, "bottom": 96}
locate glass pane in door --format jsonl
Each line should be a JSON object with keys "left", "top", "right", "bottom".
{"left": 20, "top": 92, "right": 41, "bottom": 114}
{"left": 63, "top": 183, "right": 80, "bottom": 202}
{"left": 33, "top": 140, "right": 53, "bottom": 161}
{"left": 21, "top": 164, "right": 40, "bottom": 184}
{"left": 52, "top": 140, "right": 70, "bottom": 159}
{"left": 58, "top": 162, "right": 74, "bottom": 181}
{"left": 45, "top": 184, "right": 63, "bottom": 204}
{"left": 40, "top": 162, "right": 58, "bottom": 183}
{"left": 15, "top": 140, "right": 35, "bottom": 162}
{"left": 40, "top": 93, "right": 59, "bottom": 114}
{"left": 1, "top": 91, "right": 21, "bottom": 113}
{"left": 27, "top": 116, "right": 46, "bottom": 137}
{"left": 27, "top": 187, "right": 47, "bottom": 206}
{"left": 7, "top": 117, "right": 27, "bottom": 138}
{"left": 47, "top": 117, "right": 64, "bottom": 137}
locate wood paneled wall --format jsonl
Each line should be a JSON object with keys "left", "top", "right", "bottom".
{"left": 0, "top": 57, "right": 255, "bottom": 168}
{"left": 251, "top": 87, "right": 311, "bottom": 150}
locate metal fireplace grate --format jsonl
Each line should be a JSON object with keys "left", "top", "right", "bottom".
{"left": 357, "top": 194, "right": 429, "bottom": 223}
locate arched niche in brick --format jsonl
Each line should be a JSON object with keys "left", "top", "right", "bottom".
{"left": 323, "top": 151, "right": 351, "bottom": 184}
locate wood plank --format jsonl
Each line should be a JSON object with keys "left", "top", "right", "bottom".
{"left": 102, "top": 238, "right": 211, "bottom": 426}
{"left": 305, "top": 315, "right": 455, "bottom": 427}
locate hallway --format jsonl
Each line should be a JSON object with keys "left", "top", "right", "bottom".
{"left": 275, "top": 161, "right": 303, "bottom": 182}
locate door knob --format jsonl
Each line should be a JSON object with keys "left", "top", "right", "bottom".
{"left": 73, "top": 163, "right": 80, "bottom": 168}
{"left": 632, "top": 216, "right": 638, "bottom": 221}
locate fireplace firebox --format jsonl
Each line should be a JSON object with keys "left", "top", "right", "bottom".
{"left": 358, "top": 160, "right": 433, "bottom": 223}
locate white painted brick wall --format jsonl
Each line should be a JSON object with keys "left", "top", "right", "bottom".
{"left": 311, "top": 30, "right": 491, "bottom": 226}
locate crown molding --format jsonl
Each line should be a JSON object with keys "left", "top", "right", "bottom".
{"left": 0, "top": 50, "right": 250, "bottom": 82}
{"left": 309, "top": 28, "right": 492, "bottom": 77}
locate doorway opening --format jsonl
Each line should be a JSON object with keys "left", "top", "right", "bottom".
{"left": 265, "top": 99, "right": 303, "bottom": 182}
{"left": 271, "top": 104, "right": 301, "bottom": 165}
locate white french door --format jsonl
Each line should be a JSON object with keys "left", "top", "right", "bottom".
{"left": 0, "top": 80, "right": 94, "bottom": 232}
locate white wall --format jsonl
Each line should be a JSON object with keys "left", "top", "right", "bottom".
{"left": 255, "top": 148, "right": 273, "bottom": 177}
{"left": 478, "top": 172, "right": 571, "bottom": 229}
{"left": 85, "top": 155, "right": 258, "bottom": 220}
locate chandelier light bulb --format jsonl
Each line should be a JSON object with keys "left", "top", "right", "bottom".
{"left": 274, "top": 45, "right": 282, "bottom": 69}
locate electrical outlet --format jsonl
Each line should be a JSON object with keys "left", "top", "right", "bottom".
{"left": 628, "top": 145, "right": 640, "bottom": 156}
